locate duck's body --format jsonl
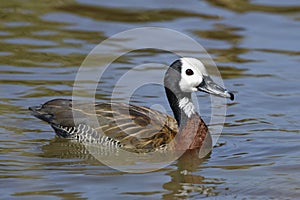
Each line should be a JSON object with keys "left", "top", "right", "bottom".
{"left": 30, "top": 58, "right": 233, "bottom": 154}
{"left": 30, "top": 99, "right": 177, "bottom": 152}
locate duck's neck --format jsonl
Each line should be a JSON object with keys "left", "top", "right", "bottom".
{"left": 165, "top": 87, "right": 211, "bottom": 151}
{"left": 165, "top": 87, "right": 196, "bottom": 128}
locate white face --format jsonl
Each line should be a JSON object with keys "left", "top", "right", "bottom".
{"left": 179, "top": 57, "right": 208, "bottom": 93}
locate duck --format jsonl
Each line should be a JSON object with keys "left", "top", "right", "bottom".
{"left": 29, "top": 57, "right": 234, "bottom": 154}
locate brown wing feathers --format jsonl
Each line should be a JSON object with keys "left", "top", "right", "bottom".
{"left": 29, "top": 99, "right": 178, "bottom": 152}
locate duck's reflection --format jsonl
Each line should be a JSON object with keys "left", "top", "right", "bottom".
{"left": 41, "top": 138, "right": 102, "bottom": 164}
{"left": 41, "top": 138, "right": 218, "bottom": 197}
{"left": 163, "top": 150, "right": 217, "bottom": 198}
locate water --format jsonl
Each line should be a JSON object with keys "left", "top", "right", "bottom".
{"left": 1, "top": 0, "right": 300, "bottom": 199}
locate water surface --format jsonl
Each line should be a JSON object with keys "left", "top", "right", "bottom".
{"left": 1, "top": 0, "right": 300, "bottom": 199}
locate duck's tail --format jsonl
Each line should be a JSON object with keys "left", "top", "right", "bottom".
{"left": 29, "top": 105, "right": 54, "bottom": 124}
{"left": 29, "top": 99, "right": 76, "bottom": 137}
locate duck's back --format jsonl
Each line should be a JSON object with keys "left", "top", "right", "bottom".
{"left": 30, "top": 99, "right": 178, "bottom": 152}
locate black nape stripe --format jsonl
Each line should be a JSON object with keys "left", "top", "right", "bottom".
{"left": 169, "top": 59, "right": 182, "bottom": 73}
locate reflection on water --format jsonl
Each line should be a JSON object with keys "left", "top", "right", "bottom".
{"left": 1, "top": 0, "right": 300, "bottom": 199}
{"left": 207, "top": 0, "right": 300, "bottom": 13}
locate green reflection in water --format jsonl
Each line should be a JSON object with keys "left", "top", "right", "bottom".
{"left": 207, "top": 0, "right": 300, "bottom": 13}
{"left": 0, "top": 0, "right": 104, "bottom": 69}
{"left": 56, "top": 3, "right": 221, "bottom": 22}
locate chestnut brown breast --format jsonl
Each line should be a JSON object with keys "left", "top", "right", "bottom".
{"left": 174, "top": 114, "right": 212, "bottom": 151}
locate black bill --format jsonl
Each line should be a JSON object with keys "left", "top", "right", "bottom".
{"left": 197, "top": 76, "right": 234, "bottom": 101}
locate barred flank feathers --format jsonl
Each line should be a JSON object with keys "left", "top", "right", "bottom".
{"left": 57, "top": 124, "right": 122, "bottom": 148}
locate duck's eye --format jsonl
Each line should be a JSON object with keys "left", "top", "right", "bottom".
{"left": 185, "top": 69, "right": 194, "bottom": 76}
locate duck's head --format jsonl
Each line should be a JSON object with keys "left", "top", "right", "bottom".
{"left": 164, "top": 57, "right": 234, "bottom": 101}
{"left": 164, "top": 57, "right": 234, "bottom": 125}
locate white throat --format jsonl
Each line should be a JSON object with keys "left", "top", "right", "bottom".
{"left": 178, "top": 97, "right": 195, "bottom": 118}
